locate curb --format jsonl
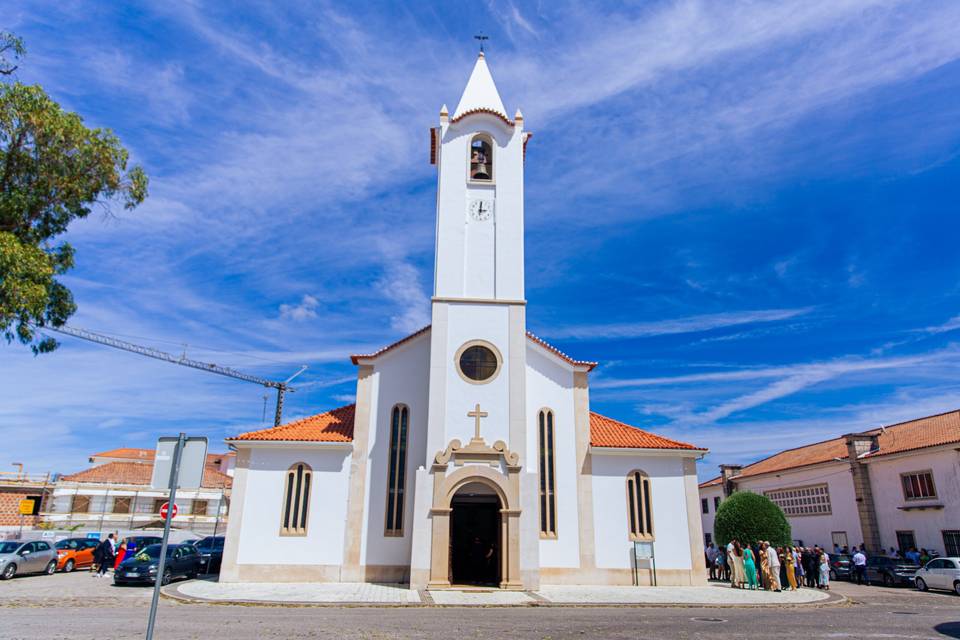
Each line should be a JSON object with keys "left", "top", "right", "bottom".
{"left": 161, "top": 582, "right": 849, "bottom": 609}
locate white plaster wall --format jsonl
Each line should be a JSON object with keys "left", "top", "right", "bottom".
{"left": 866, "top": 448, "right": 960, "bottom": 554}
{"left": 360, "top": 334, "right": 431, "bottom": 566}
{"left": 434, "top": 115, "right": 524, "bottom": 301}
{"left": 235, "top": 447, "right": 350, "bottom": 566}
{"left": 698, "top": 484, "right": 723, "bottom": 545}
{"left": 443, "top": 303, "right": 512, "bottom": 447}
{"left": 733, "top": 464, "right": 862, "bottom": 549}
{"left": 525, "top": 344, "right": 580, "bottom": 568}
{"left": 591, "top": 455, "right": 693, "bottom": 570}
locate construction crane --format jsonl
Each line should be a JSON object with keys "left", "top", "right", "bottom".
{"left": 42, "top": 324, "right": 306, "bottom": 426}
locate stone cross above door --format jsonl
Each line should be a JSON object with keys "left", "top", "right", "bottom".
{"left": 467, "top": 403, "right": 488, "bottom": 442}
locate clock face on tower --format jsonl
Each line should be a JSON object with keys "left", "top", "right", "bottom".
{"left": 468, "top": 199, "right": 493, "bottom": 222}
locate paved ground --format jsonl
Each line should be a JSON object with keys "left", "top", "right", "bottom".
{"left": 172, "top": 579, "right": 830, "bottom": 606}
{"left": 2, "top": 572, "right": 959, "bottom": 639}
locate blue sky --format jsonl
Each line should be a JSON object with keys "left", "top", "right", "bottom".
{"left": 4, "top": 1, "right": 960, "bottom": 480}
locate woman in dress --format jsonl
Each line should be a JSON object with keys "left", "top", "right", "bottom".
{"left": 759, "top": 542, "right": 770, "bottom": 590}
{"left": 784, "top": 546, "right": 798, "bottom": 590}
{"left": 819, "top": 550, "right": 831, "bottom": 590}
{"left": 743, "top": 545, "right": 759, "bottom": 590}
{"left": 731, "top": 540, "right": 746, "bottom": 588}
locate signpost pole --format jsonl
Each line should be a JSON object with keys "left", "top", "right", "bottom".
{"left": 145, "top": 432, "right": 184, "bottom": 640}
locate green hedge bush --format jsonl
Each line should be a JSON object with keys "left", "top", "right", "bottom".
{"left": 713, "top": 491, "right": 791, "bottom": 547}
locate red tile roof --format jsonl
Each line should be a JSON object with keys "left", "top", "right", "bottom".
{"left": 699, "top": 476, "right": 722, "bottom": 489}
{"left": 61, "top": 462, "right": 232, "bottom": 488}
{"left": 350, "top": 325, "right": 598, "bottom": 371}
{"left": 589, "top": 412, "right": 703, "bottom": 450}
{"left": 89, "top": 448, "right": 234, "bottom": 467}
{"left": 229, "top": 404, "right": 356, "bottom": 443}
{"left": 730, "top": 409, "right": 960, "bottom": 480}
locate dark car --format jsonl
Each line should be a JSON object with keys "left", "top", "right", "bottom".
{"left": 121, "top": 536, "right": 162, "bottom": 557}
{"left": 866, "top": 555, "right": 920, "bottom": 587}
{"left": 114, "top": 543, "right": 201, "bottom": 586}
{"left": 827, "top": 553, "right": 853, "bottom": 581}
{"left": 195, "top": 536, "right": 225, "bottom": 574}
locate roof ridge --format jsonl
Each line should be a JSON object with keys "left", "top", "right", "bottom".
{"left": 589, "top": 411, "right": 703, "bottom": 450}
{"left": 736, "top": 434, "right": 850, "bottom": 472}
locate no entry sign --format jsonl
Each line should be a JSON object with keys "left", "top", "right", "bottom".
{"left": 159, "top": 502, "right": 178, "bottom": 519}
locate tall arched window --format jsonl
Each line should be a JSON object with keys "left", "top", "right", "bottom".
{"left": 538, "top": 409, "right": 557, "bottom": 537}
{"left": 469, "top": 134, "right": 493, "bottom": 181}
{"left": 626, "top": 470, "right": 654, "bottom": 540}
{"left": 280, "top": 462, "right": 312, "bottom": 536}
{"left": 385, "top": 404, "right": 409, "bottom": 536}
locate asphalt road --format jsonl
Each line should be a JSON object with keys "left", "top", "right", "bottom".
{"left": 1, "top": 573, "right": 958, "bottom": 639}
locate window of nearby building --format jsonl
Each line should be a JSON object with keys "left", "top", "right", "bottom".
{"left": 943, "top": 530, "right": 960, "bottom": 557}
{"left": 831, "top": 531, "right": 848, "bottom": 549}
{"left": 112, "top": 497, "right": 131, "bottom": 514}
{"left": 71, "top": 495, "right": 91, "bottom": 513}
{"left": 701, "top": 498, "right": 709, "bottom": 514}
{"left": 469, "top": 134, "right": 493, "bottom": 181}
{"left": 901, "top": 471, "right": 937, "bottom": 500}
{"left": 704, "top": 532, "right": 713, "bottom": 545}
{"left": 152, "top": 498, "right": 167, "bottom": 514}
{"left": 626, "top": 470, "right": 654, "bottom": 540}
{"left": 281, "top": 463, "right": 312, "bottom": 536}
{"left": 385, "top": 405, "right": 409, "bottom": 536}
{"left": 713, "top": 496, "right": 721, "bottom": 511}
{"left": 538, "top": 409, "right": 557, "bottom": 538}
{"left": 192, "top": 499, "right": 209, "bottom": 516}
{"left": 764, "top": 483, "right": 832, "bottom": 517}
{"left": 896, "top": 530, "right": 916, "bottom": 552}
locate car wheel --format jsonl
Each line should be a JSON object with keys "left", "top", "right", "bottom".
{"left": 882, "top": 573, "right": 893, "bottom": 587}
{"left": 44, "top": 561, "right": 56, "bottom": 575}
{"left": 830, "top": 569, "right": 837, "bottom": 581}
{"left": 915, "top": 577, "right": 927, "bottom": 591}
{"left": 954, "top": 581, "right": 960, "bottom": 596}
{"left": 161, "top": 569, "right": 172, "bottom": 586}
{"left": 1, "top": 564, "right": 15, "bottom": 580}
{"left": 63, "top": 559, "right": 75, "bottom": 573}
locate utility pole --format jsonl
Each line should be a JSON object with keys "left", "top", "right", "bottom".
{"left": 41, "top": 325, "right": 306, "bottom": 426}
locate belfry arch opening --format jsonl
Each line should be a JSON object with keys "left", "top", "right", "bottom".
{"left": 449, "top": 481, "right": 501, "bottom": 586}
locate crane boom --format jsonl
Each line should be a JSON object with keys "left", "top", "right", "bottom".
{"left": 42, "top": 324, "right": 303, "bottom": 426}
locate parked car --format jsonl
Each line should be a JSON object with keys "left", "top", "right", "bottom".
{"left": 180, "top": 538, "right": 200, "bottom": 546}
{"left": 121, "top": 536, "right": 162, "bottom": 557}
{"left": 0, "top": 540, "right": 58, "bottom": 580}
{"left": 114, "top": 543, "right": 201, "bottom": 586}
{"left": 827, "top": 553, "right": 853, "bottom": 581}
{"left": 195, "top": 536, "right": 225, "bottom": 574}
{"left": 54, "top": 538, "right": 99, "bottom": 572}
{"left": 914, "top": 557, "right": 960, "bottom": 595}
{"left": 866, "top": 555, "right": 920, "bottom": 587}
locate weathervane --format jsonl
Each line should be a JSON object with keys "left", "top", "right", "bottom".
{"left": 474, "top": 32, "right": 489, "bottom": 52}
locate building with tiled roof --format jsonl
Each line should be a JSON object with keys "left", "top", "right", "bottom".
{"left": 88, "top": 448, "right": 236, "bottom": 476}
{"left": 698, "top": 410, "right": 960, "bottom": 558}
{"left": 41, "top": 455, "right": 232, "bottom": 537}
{"left": 222, "top": 52, "right": 708, "bottom": 590}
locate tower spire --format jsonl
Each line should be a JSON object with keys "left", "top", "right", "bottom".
{"left": 453, "top": 49, "right": 507, "bottom": 120}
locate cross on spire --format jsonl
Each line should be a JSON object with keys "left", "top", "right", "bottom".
{"left": 474, "top": 32, "right": 489, "bottom": 53}
{"left": 467, "top": 403, "right": 488, "bottom": 441}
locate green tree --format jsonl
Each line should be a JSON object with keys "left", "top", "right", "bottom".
{"left": 1, "top": 37, "right": 147, "bottom": 353}
{"left": 713, "top": 491, "right": 792, "bottom": 547}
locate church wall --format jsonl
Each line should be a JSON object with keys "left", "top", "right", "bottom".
{"left": 525, "top": 345, "right": 581, "bottom": 568}
{"left": 443, "top": 302, "right": 512, "bottom": 447}
{"left": 235, "top": 447, "right": 351, "bottom": 567}
{"left": 591, "top": 455, "right": 694, "bottom": 572}
{"left": 360, "top": 335, "right": 431, "bottom": 568}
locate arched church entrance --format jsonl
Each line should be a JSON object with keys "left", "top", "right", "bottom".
{"left": 449, "top": 482, "right": 501, "bottom": 586}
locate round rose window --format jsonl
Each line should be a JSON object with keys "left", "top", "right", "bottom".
{"left": 458, "top": 344, "right": 499, "bottom": 382}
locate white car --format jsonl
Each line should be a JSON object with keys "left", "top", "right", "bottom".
{"left": 914, "top": 557, "right": 960, "bottom": 595}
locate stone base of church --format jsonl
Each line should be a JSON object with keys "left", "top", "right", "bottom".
{"left": 539, "top": 567, "right": 707, "bottom": 587}
{"left": 219, "top": 564, "right": 410, "bottom": 584}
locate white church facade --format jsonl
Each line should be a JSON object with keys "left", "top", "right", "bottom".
{"left": 220, "top": 53, "right": 708, "bottom": 590}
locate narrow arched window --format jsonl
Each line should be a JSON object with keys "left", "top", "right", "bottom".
{"left": 385, "top": 404, "right": 409, "bottom": 536}
{"left": 538, "top": 409, "right": 557, "bottom": 538}
{"left": 469, "top": 135, "right": 493, "bottom": 181}
{"left": 626, "top": 470, "right": 654, "bottom": 540}
{"left": 281, "top": 463, "right": 312, "bottom": 536}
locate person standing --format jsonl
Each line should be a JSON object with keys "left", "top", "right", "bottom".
{"left": 794, "top": 547, "right": 804, "bottom": 587}
{"left": 784, "top": 546, "right": 798, "bottom": 590}
{"left": 819, "top": 550, "right": 831, "bottom": 590}
{"left": 852, "top": 547, "right": 867, "bottom": 585}
{"left": 706, "top": 543, "right": 718, "bottom": 581}
{"left": 716, "top": 546, "right": 728, "bottom": 581}
{"left": 743, "top": 545, "right": 759, "bottom": 590}
{"left": 759, "top": 542, "right": 770, "bottom": 590}
{"left": 730, "top": 541, "right": 746, "bottom": 588}
{"left": 766, "top": 542, "right": 782, "bottom": 592}
{"left": 95, "top": 534, "right": 115, "bottom": 577}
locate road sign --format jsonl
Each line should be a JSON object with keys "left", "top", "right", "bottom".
{"left": 151, "top": 436, "right": 208, "bottom": 490}
{"left": 159, "top": 502, "right": 178, "bottom": 519}
{"left": 86, "top": 532, "right": 101, "bottom": 540}
{"left": 18, "top": 499, "right": 35, "bottom": 515}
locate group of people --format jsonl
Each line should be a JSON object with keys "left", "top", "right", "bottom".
{"left": 706, "top": 541, "right": 835, "bottom": 591}
{"left": 91, "top": 533, "right": 128, "bottom": 577}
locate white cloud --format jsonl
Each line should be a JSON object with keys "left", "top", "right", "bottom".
{"left": 279, "top": 295, "right": 320, "bottom": 322}
{"left": 546, "top": 308, "right": 812, "bottom": 340}
{"left": 376, "top": 262, "right": 430, "bottom": 333}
